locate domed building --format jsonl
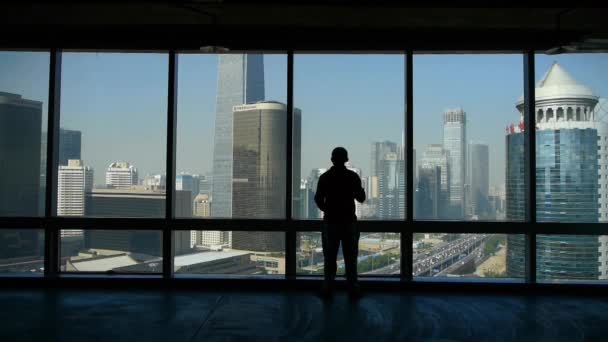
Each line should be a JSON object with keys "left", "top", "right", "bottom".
{"left": 506, "top": 62, "right": 608, "bottom": 281}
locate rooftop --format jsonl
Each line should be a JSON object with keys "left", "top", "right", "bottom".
{"left": 174, "top": 250, "right": 251, "bottom": 268}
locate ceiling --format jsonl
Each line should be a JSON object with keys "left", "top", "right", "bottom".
{"left": 2, "top": 3, "right": 607, "bottom": 51}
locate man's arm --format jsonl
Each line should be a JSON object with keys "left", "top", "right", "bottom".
{"left": 314, "top": 176, "right": 327, "bottom": 212}
{"left": 354, "top": 174, "right": 366, "bottom": 203}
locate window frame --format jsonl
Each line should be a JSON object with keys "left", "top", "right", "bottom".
{"left": 1, "top": 48, "right": 607, "bottom": 287}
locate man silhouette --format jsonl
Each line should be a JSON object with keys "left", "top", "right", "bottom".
{"left": 315, "top": 147, "right": 366, "bottom": 299}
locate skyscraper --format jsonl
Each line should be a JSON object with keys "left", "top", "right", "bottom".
{"left": 416, "top": 144, "right": 450, "bottom": 218}
{"left": 506, "top": 62, "right": 608, "bottom": 280}
{"left": 57, "top": 159, "right": 94, "bottom": 216}
{"left": 105, "top": 162, "right": 138, "bottom": 189}
{"left": 442, "top": 108, "right": 466, "bottom": 219}
{"left": 211, "top": 54, "right": 265, "bottom": 218}
{"left": 176, "top": 173, "right": 200, "bottom": 204}
{"left": 0, "top": 92, "right": 42, "bottom": 217}
{"left": 377, "top": 152, "right": 405, "bottom": 219}
{"left": 306, "top": 168, "right": 327, "bottom": 219}
{"left": 230, "top": 101, "right": 301, "bottom": 252}
{"left": 370, "top": 141, "right": 398, "bottom": 199}
{"left": 416, "top": 164, "right": 441, "bottom": 219}
{"left": 40, "top": 128, "right": 83, "bottom": 214}
{"left": 467, "top": 142, "right": 489, "bottom": 219}
{"left": 58, "top": 129, "right": 82, "bottom": 166}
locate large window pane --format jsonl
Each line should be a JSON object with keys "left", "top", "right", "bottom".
{"left": 58, "top": 52, "right": 167, "bottom": 218}
{"left": 0, "top": 51, "right": 49, "bottom": 216}
{"left": 414, "top": 54, "right": 523, "bottom": 221}
{"left": 529, "top": 54, "right": 608, "bottom": 281}
{"left": 0, "top": 229, "right": 44, "bottom": 274}
{"left": 415, "top": 233, "right": 522, "bottom": 279}
{"left": 176, "top": 53, "right": 287, "bottom": 219}
{"left": 294, "top": 54, "right": 405, "bottom": 220}
{"left": 60, "top": 229, "right": 161, "bottom": 273}
{"left": 533, "top": 54, "right": 608, "bottom": 224}
{"left": 532, "top": 235, "right": 608, "bottom": 282}
{"left": 297, "top": 232, "right": 401, "bottom": 276}
{"left": 174, "top": 230, "right": 285, "bottom": 276}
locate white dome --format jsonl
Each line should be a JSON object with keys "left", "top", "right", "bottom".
{"left": 516, "top": 62, "right": 597, "bottom": 104}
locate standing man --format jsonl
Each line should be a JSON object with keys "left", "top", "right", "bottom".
{"left": 315, "top": 147, "right": 366, "bottom": 299}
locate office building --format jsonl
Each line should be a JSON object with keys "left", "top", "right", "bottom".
{"left": 84, "top": 188, "right": 191, "bottom": 255}
{"left": 442, "top": 108, "right": 466, "bottom": 218}
{"left": 143, "top": 174, "right": 165, "bottom": 191}
{"left": 57, "top": 159, "right": 93, "bottom": 216}
{"left": 0, "top": 92, "right": 42, "bottom": 217}
{"left": 467, "top": 142, "right": 489, "bottom": 219}
{"left": 105, "top": 162, "right": 138, "bottom": 189}
{"left": 211, "top": 54, "right": 265, "bottom": 218}
{"left": 306, "top": 168, "right": 327, "bottom": 219}
{"left": 176, "top": 173, "right": 200, "bottom": 204}
{"left": 506, "top": 62, "right": 608, "bottom": 280}
{"left": 377, "top": 153, "right": 405, "bottom": 219}
{"left": 370, "top": 141, "right": 398, "bottom": 199}
{"left": 417, "top": 144, "right": 450, "bottom": 218}
{"left": 230, "top": 101, "right": 301, "bottom": 251}
{"left": 416, "top": 164, "right": 441, "bottom": 219}
{"left": 58, "top": 129, "right": 82, "bottom": 166}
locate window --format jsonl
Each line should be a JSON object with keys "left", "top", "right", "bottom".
{"left": 297, "top": 232, "right": 401, "bottom": 276}
{"left": 414, "top": 233, "right": 522, "bottom": 279}
{"left": 293, "top": 54, "right": 405, "bottom": 220}
{"left": 0, "top": 51, "right": 49, "bottom": 217}
{"left": 59, "top": 52, "right": 168, "bottom": 218}
{"left": 413, "top": 54, "right": 524, "bottom": 221}
{"left": 60, "top": 229, "right": 162, "bottom": 273}
{"left": 0, "top": 229, "right": 44, "bottom": 274}
{"left": 537, "top": 235, "right": 607, "bottom": 282}
{"left": 174, "top": 230, "right": 285, "bottom": 276}
{"left": 176, "top": 53, "right": 287, "bottom": 219}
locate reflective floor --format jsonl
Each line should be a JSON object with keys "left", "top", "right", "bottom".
{"left": 1, "top": 288, "right": 607, "bottom": 341}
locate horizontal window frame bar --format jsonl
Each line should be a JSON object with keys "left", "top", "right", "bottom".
{"left": 1, "top": 218, "right": 607, "bottom": 235}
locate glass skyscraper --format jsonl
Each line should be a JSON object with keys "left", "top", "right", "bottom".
{"left": 506, "top": 62, "right": 608, "bottom": 280}
{"left": 211, "top": 54, "right": 265, "bottom": 218}
{"left": 231, "top": 101, "right": 301, "bottom": 251}
{"left": 467, "top": 143, "right": 489, "bottom": 219}
{"left": 442, "top": 108, "right": 466, "bottom": 219}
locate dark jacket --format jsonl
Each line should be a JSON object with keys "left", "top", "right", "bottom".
{"left": 314, "top": 165, "right": 366, "bottom": 223}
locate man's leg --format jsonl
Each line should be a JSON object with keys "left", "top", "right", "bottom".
{"left": 321, "top": 224, "right": 340, "bottom": 295}
{"left": 342, "top": 222, "right": 361, "bottom": 296}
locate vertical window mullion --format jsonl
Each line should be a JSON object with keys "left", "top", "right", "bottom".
{"left": 285, "top": 51, "right": 296, "bottom": 279}
{"left": 44, "top": 48, "right": 61, "bottom": 278}
{"left": 403, "top": 50, "right": 414, "bottom": 282}
{"left": 163, "top": 50, "right": 178, "bottom": 279}
{"left": 523, "top": 51, "right": 537, "bottom": 284}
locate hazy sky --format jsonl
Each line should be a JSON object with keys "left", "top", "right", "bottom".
{"left": 1, "top": 51, "right": 607, "bottom": 187}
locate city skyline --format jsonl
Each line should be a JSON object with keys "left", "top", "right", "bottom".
{"left": 2, "top": 51, "right": 608, "bottom": 279}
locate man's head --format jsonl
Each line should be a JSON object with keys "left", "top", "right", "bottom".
{"left": 331, "top": 147, "right": 349, "bottom": 165}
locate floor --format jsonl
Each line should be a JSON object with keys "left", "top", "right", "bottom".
{"left": 1, "top": 288, "right": 607, "bottom": 341}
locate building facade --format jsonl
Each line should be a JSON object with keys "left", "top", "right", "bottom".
{"left": 442, "top": 108, "right": 466, "bottom": 219}
{"left": 105, "top": 162, "right": 138, "bottom": 189}
{"left": 211, "top": 54, "right": 265, "bottom": 218}
{"left": 377, "top": 152, "right": 405, "bottom": 219}
{"left": 416, "top": 144, "right": 450, "bottom": 219}
{"left": 58, "top": 159, "right": 94, "bottom": 216}
{"left": 506, "top": 62, "right": 608, "bottom": 280}
{"left": 0, "top": 92, "right": 42, "bottom": 217}
{"left": 230, "top": 101, "right": 301, "bottom": 252}
{"left": 466, "top": 142, "right": 489, "bottom": 219}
